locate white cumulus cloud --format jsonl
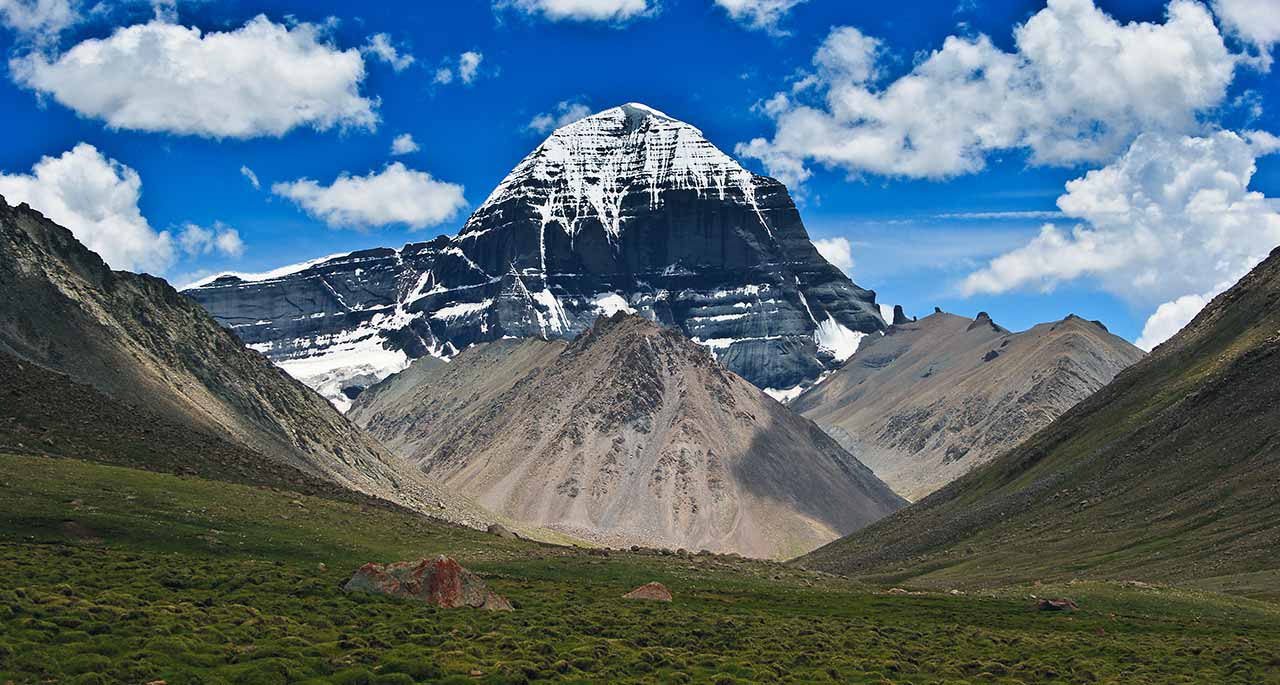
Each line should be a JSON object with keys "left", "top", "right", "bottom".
{"left": 714, "top": 0, "right": 806, "bottom": 34}
{"left": 390, "top": 133, "right": 420, "bottom": 155}
{"left": 11, "top": 15, "right": 378, "bottom": 139}
{"left": 1212, "top": 0, "right": 1280, "bottom": 68}
{"left": 178, "top": 221, "right": 245, "bottom": 258}
{"left": 0, "top": 0, "right": 78, "bottom": 42}
{"left": 0, "top": 143, "right": 175, "bottom": 273}
{"left": 961, "top": 130, "right": 1280, "bottom": 349}
{"left": 812, "top": 237, "right": 854, "bottom": 272}
{"left": 496, "top": 0, "right": 652, "bottom": 22}
{"left": 362, "top": 32, "right": 415, "bottom": 72}
{"left": 739, "top": 0, "right": 1238, "bottom": 186}
{"left": 272, "top": 162, "right": 467, "bottom": 230}
{"left": 527, "top": 99, "right": 592, "bottom": 134}
{"left": 1134, "top": 290, "right": 1213, "bottom": 351}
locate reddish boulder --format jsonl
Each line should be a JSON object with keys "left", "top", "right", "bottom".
{"left": 1035, "top": 598, "right": 1079, "bottom": 612}
{"left": 623, "top": 582, "right": 673, "bottom": 602}
{"left": 345, "top": 556, "right": 513, "bottom": 611}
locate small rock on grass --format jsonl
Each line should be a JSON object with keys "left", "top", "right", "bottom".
{"left": 486, "top": 523, "right": 519, "bottom": 540}
{"left": 1036, "top": 598, "right": 1079, "bottom": 612}
{"left": 623, "top": 582, "right": 673, "bottom": 602}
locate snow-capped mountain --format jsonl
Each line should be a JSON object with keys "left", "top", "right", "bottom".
{"left": 185, "top": 103, "right": 885, "bottom": 409}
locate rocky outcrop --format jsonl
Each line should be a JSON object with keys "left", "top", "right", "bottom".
{"left": 0, "top": 196, "right": 489, "bottom": 526}
{"left": 792, "top": 311, "right": 1143, "bottom": 500}
{"left": 345, "top": 556, "right": 513, "bottom": 611}
{"left": 350, "top": 313, "right": 905, "bottom": 559}
{"left": 185, "top": 103, "right": 884, "bottom": 408}
{"left": 623, "top": 582, "right": 673, "bottom": 602}
{"left": 1036, "top": 598, "right": 1079, "bottom": 612}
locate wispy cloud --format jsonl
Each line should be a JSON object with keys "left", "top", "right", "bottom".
{"left": 240, "top": 165, "right": 261, "bottom": 189}
{"left": 362, "top": 33, "right": 415, "bottom": 72}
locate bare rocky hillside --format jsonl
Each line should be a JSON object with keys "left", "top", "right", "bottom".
{"left": 792, "top": 311, "right": 1143, "bottom": 500}
{"left": 351, "top": 314, "right": 905, "bottom": 558}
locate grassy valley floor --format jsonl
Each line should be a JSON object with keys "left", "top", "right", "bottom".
{"left": 1, "top": 452, "right": 1278, "bottom": 684}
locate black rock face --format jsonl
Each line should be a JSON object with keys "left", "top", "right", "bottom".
{"left": 185, "top": 104, "right": 885, "bottom": 406}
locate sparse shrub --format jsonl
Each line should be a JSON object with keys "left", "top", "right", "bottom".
{"left": 378, "top": 658, "right": 443, "bottom": 680}
{"left": 64, "top": 653, "right": 111, "bottom": 675}
{"left": 222, "top": 657, "right": 305, "bottom": 685}
{"left": 331, "top": 667, "right": 376, "bottom": 685}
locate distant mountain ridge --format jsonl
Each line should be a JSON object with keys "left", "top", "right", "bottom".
{"left": 350, "top": 313, "right": 906, "bottom": 559}
{"left": 797, "top": 245, "right": 1280, "bottom": 592}
{"left": 793, "top": 310, "right": 1144, "bottom": 500}
{"left": 185, "top": 103, "right": 884, "bottom": 409}
{"left": 0, "top": 196, "right": 489, "bottom": 526}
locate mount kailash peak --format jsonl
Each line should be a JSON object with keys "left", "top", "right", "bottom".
{"left": 186, "top": 103, "right": 886, "bottom": 409}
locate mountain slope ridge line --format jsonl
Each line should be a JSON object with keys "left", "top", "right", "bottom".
{"left": 0, "top": 195, "right": 492, "bottom": 527}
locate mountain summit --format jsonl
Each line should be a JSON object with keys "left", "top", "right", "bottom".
{"left": 186, "top": 103, "right": 885, "bottom": 407}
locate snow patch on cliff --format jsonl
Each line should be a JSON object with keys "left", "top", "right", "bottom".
{"left": 814, "top": 316, "right": 866, "bottom": 362}
{"left": 591, "top": 292, "right": 635, "bottom": 316}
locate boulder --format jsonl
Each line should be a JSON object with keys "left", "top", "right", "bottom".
{"left": 345, "top": 556, "right": 513, "bottom": 611}
{"left": 1035, "top": 598, "right": 1079, "bottom": 612}
{"left": 623, "top": 582, "right": 673, "bottom": 602}
{"left": 486, "top": 523, "right": 519, "bottom": 540}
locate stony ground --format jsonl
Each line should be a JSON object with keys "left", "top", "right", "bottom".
{"left": 2, "top": 452, "right": 1278, "bottom": 684}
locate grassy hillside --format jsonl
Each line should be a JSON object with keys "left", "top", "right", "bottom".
{"left": 798, "top": 247, "right": 1280, "bottom": 598}
{"left": 2, "top": 452, "right": 1278, "bottom": 684}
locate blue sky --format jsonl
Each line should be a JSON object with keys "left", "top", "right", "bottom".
{"left": 1, "top": 0, "right": 1277, "bottom": 348}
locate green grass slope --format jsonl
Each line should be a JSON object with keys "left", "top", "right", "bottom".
{"left": 3, "top": 452, "right": 1279, "bottom": 684}
{"left": 798, "top": 246, "right": 1280, "bottom": 598}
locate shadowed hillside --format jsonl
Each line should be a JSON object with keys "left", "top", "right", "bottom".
{"left": 0, "top": 196, "right": 489, "bottom": 526}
